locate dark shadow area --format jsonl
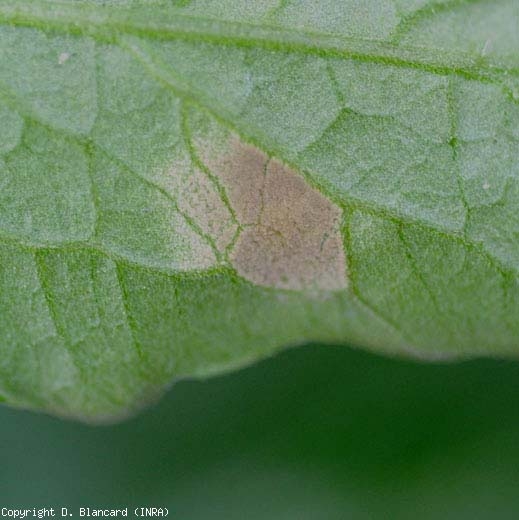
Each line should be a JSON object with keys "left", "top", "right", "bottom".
{"left": 2, "top": 344, "right": 519, "bottom": 519}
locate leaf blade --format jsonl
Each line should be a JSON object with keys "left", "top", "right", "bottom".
{"left": 0, "top": 0, "right": 518, "bottom": 420}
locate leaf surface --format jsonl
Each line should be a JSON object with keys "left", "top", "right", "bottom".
{"left": 0, "top": 0, "right": 518, "bottom": 420}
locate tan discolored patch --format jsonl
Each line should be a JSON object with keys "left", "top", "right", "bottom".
{"left": 200, "top": 137, "right": 348, "bottom": 291}
{"left": 202, "top": 137, "right": 267, "bottom": 226}
{"left": 175, "top": 167, "right": 238, "bottom": 254}
{"left": 166, "top": 145, "right": 237, "bottom": 257}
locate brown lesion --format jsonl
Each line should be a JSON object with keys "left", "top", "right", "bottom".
{"left": 197, "top": 136, "right": 348, "bottom": 291}
{"left": 204, "top": 136, "right": 267, "bottom": 226}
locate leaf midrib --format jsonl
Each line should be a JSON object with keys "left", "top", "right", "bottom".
{"left": 1, "top": 0, "right": 518, "bottom": 84}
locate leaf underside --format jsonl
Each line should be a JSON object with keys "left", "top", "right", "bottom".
{"left": 0, "top": 0, "right": 519, "bottom": 421}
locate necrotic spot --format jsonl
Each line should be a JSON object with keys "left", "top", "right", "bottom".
{"left": 199, "top": 137, "right": 348, "bottom": 291}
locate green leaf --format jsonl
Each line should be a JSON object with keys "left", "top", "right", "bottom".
{"left": 0, "top": 0, "right": 518, "bottom": 421}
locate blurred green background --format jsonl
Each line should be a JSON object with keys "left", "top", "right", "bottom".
{"left": 2, "top": 344, "right": 519, "bottom": 519}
